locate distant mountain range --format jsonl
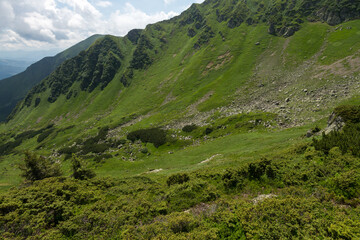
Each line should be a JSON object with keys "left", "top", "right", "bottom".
{"left": 0, "top": 59, "right": 33, "bottom": 80}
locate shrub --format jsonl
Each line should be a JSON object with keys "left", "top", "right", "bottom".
{"left": 93, "top": 154, "right": 112, "bottom": 163}
{"left": 34, "top": 98, "right": 41, "bottom": 107}
{"left": 0, "top": 139, "right": 22, "bottom": 155}
{"left": 127, "top": 128, "right": 167, "bottom": 148}
{"left": 167, "top": 173, "right": 190, "bottom": 186}
{"left": 37, "top": 128, "right": 55, "bottom": 143}
{"left": 248, "top": 159, "right": 273, "bottom": 180}
{"left": 204, "top": 128, "right": 213, "bottom": 135}
{"left": 71, "top": 155, "right": 96, "bottom": 180}
{"left": 313, "top": 124, "right": 360, "bottom": 156}
{"left": 59, "top": 146, "right": 80, "bottom": 155}
{"left": 330, "top": 170, "right": 360, "bottom": 199}
{"left": 140, "top": 148, "right": 149, "bottom": 154}
{"left": 182, "top": 124, "right": 198, "bottom": 133}
{"left": 222, "top": 169, "right": 246, "bottom": 190}
{"left": 19, "top": 151, "right": 62, "bottom": 181}
{"left": 334, "top": 105, "right": 360, "bottom": 123}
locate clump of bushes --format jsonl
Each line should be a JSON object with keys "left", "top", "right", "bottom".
{"left": 81, "top": 126, "right": 110, "bottom": 154}
{"left": 34, "top": 97, "right": 41, "bottom": 107}
{"left": 182, "top": 124, "right": 198, "bottom": 133}
{"left": 313, "top": 105, "right": 360, "bottom": 156}
{"left": 204, "top": 127, "right": 213, "bottom": 135}
{"left": 58, "top": 126, "right": 111, "bottom": 157}
{"left": 127, "top": 128, "right": 167, "bottom": 148}
{"left": 93, "top": 154, "right": 112, "bottom": 163}
{"left": 313, "top": 122, "right": 360, "bottom": 156}
{"left": 167, "top": 173, "right": 190, "bottom": 186}
{"left": 0, "top": 125, "right": 55, "bottom": 156}
{"left": 222, "top": 158, "right": 276, "bottom": 190}
{"left": 130, "top": 35, "right": 153, "bottom": 69}
{"left": 71, "top": 155, "right": 96, "bottom": 180}
{"left": 333, "top": 105, "right": 360, "bottom": 123}
{"left": 37, "top": 128, "right": 55, "bottom": 143}
{"left": 19, "top": 151, "right": 62, "bottom": 182}
{"left": 0, "top": 139, "right": 22, "bottom": 155}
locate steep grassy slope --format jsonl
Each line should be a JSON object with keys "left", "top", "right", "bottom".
{"left": 0, "top": 35, "right": 103, "bottom": 122}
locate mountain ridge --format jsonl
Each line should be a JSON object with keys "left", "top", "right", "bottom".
{"left": 0, "top": 34, "right": 103, "bottom": 122}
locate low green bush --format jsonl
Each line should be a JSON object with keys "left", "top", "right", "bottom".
{"left": 182, "top": 124, "right": 198, "bottom": 133}
{"left": 37, "top": 128, "right": 55, "bottom": 143}
{"left": 19, "top": 151, "right": 62, "bottom": 181}
{"left": 127, "top": 128, "right": 167, "bottom": 148}
{"left": 71, "top": 155, "right": 96, "bottom": 180}
{"left": 167, "top": 173, "right": 190, "bottom": 186}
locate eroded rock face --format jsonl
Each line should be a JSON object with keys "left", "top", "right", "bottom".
{"left": 324, "top": 112, "right": 345, "bottom": 134}
{"left": 316, "top": 4, "right": 360, "bottom": 26}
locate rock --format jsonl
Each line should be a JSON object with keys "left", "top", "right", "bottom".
{"left": 324, "top": 112, "right": 345, "bottom": 134}
{"left": 255, "top": 42, "right": 260, "bottom": 45}
{"left": 306, "top": 130, "right": 313, "bottom": 138}
{"left": 252, "top": 194, "right": 277, "bottom": 205}
{"left": 283, "top": 27, "right": 296, "bottom": 37}
{"left": 285, "top": 97, "right": 290, "bottom": 103}
{"left": 268, "top": 23, "right": 276, "bottom": 35}
{"left": 326, "top": 12, "right": 342, "bottom": 26}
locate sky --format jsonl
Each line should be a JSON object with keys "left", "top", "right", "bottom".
{"left": 0, "top": 0, "right": 204, "bottom": 60}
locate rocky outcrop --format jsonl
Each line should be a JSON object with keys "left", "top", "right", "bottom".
{"left": 324, "top": 112, "right": 346, "bottom": 134}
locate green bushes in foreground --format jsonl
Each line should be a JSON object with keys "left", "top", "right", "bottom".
{"left": 2, "top": 106, "right": 360, "bottom": 239}
{"left": 1, "top": 141, "right": 360, "bottom": 239}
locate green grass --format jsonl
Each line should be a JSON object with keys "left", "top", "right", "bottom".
{"left": 286, "top": 22, "right": 329, "bottom": 63}
{"left": 96, "top": 125, "right": 308, "bottom": 178}
{"left": 320, "top": 20, "right": 360, "bottom": 64}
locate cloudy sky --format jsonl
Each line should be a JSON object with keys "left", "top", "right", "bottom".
{"left": 0, "top": 0, "right": 204, "bottom": 60}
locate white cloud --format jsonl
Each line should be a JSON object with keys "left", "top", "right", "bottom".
{"left": 108, "top": 3, "right": 178, "bottom": 36}
{"left": 96, "top": 1, "right": 112, "bottom": 8}
{"left": 164, "top": 0, "right": 176, "bottom": 5}
{"left": 0, "top": 1, "right": 15, "bottom": 28}
{"left": 0, "top": 0, "right": 180, "bottom": 52}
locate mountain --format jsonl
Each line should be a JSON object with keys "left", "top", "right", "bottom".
{"left": 0, "top": 59, "right": 33, "bottom": 80}
{"left": 0, "top": 0, "right": 360, "bottom": 239}
{"left": 0, "top": 34, "right": 103, "bottom": 122}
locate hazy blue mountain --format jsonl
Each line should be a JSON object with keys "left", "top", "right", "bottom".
{"left": 0, "top": 59, "right": 33, "bottom": 80}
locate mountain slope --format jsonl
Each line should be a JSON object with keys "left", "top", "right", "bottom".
{"left": 6, "top": 0, "right": 360, "bottom": 131}
{"left": 0, "top": 34, "right": 103, "bottom": 122}
{"left": 0, "top": 0, "right": 357, "bottom": 182}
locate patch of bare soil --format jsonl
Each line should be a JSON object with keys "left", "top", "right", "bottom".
{"left": 202, "top": 51, "right": 233, "bottom": 76}
{"left": 316, "top": 54, "right": 360, "bottom": 78}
